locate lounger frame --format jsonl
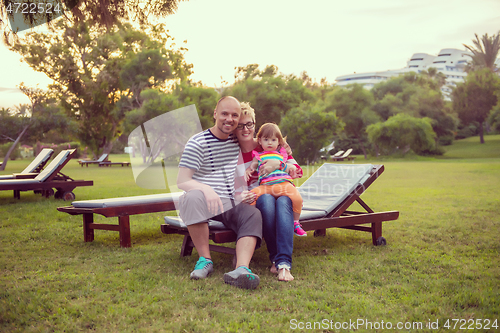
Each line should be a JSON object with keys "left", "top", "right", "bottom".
{"left": 162, "top": 164, "right": 398, "bottom": 256}
{"left": 0, "top": 149, "right": 93, "bottom": 200}
{"left": 57, "top": 164, "right": 398, "bottom": 251}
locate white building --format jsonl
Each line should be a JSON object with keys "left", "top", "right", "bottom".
{"left": 334, "top": 48, "right": 479, "bottom": 98}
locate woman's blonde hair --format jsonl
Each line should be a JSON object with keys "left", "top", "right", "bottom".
{"left": 240, "top": 102, "right": 256, "bottom": 122}
{"left": 256, "top": 123, "right": 287, "bottom": 148}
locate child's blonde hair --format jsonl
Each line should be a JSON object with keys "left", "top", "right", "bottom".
{"left": 256, "top": 123, "right": 287, "bottom": 149}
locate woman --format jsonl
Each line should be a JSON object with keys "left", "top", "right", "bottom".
{"left": 235, "top": 102, "right": 303, "bottom": 282}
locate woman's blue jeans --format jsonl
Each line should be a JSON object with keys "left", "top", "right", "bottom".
{"left": 256, "top": 194, "right": 294, "bottom": 269}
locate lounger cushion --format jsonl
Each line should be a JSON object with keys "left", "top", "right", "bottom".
{"left": 72, "top": 192, "right": 183, "bottom": 208}
{"left": 36, "top": 150, "right": 73, "bottom": 182}
{"left": 0, "top": 179, "right": 40, "bottom": 185}
{"left": 164, "top": 216, "right": 228, "bottom": 230}
{"left": 299, "top": 164, "right": 373, "bottom": 213}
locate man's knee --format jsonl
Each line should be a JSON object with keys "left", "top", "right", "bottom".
{"left": 181, "top": 190, "right": 206, "bottom": 206}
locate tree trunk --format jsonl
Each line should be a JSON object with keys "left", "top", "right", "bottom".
{"left": 0, "top": 125, "right": 30, "bottom": 171}
{"left": 479, "top": 122, "right": 485, "bottom": 144}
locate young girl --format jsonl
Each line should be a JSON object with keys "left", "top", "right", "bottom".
{"left": 244, "top": 123, "right": 306, "bottom": 236}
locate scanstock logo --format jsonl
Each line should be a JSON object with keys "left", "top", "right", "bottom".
{"left": 3, "top": 0, "right": 79, "bottom": 32}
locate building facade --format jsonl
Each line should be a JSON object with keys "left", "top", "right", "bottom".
{"left": 334, "top": 48, "right": 485, "bottom": 98}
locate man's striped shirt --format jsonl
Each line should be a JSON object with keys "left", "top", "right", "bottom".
{"left": 179, "top": 129, "right": 239, "bottom": 199}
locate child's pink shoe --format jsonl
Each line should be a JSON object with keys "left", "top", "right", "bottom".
{"left": 294, "top": 221, "right": 307, "bottom": 237}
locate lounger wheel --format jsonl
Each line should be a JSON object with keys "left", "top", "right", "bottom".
{"left": 376, "top": 236, "right": 387, "bottom": 246}
{"left": 54, "top": 190, "right": 63, "bottom": 199}
{"left": 43, "top": 188, "right": 54, "bottom": 198}
{"left": 62, "top": 191, "right": 76, "bottom": 201}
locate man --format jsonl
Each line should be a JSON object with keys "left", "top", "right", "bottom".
{"left": 177, "top": 96, "right": 262, "bottom": 290}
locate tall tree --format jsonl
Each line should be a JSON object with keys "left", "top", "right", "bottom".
{"left": 10, "top": 20, "right": 191, "bottom": 157}
{"left": 1, "top": 0, "right": 185, "bottom": 38}
{"left": 0, "top": 84, "right": 69, "bottom": 170}
{"left": 325, "top": 84, "right": 380, "bottom": 159}
{"left": 227, "top": 64, "right": 315, "bottom": 128}
{"left": 280, "top": 101, "right": 341, "bottom": 164}
{"left": 452, "top": 68, "right": 500, "bottom": 143}
{"left": 463, "top": 32, "right": 500, "bottom": 72}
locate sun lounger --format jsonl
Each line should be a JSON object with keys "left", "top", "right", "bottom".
{"left": 331, "top": 148, "right": 355, "bottom": 161}
{"left": 98, "top": 161, "right": 131, "bottom": 167}
{"left": 161, "top": 164, "right": 399, "bottom": 256}
{"left": 78, "top": 153, "right": 109, "bottom": 167}
{"left": 0, "top": 149, "right": 93, "bottom": 200}
{"left": 57, "top": 164, "right": 398, "bottom": 250}
{"left": 0, "top": 148, "right": 54, "bottom": 180}
{"left": 57, "top": 193, "right": 183, "bottom": 247}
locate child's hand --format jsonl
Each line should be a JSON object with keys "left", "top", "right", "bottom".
{"left": 244, "top": 167, "right": 254, "bottom": 182}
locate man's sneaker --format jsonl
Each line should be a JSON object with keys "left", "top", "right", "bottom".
{"left": 190, "top": 257, "right": 213, "bottom": 280}
{"left": 294, "top": 221, "right": 307, "bottom": 237}
{"left": 223, "top": 266, "right": 260, "bottom": 290}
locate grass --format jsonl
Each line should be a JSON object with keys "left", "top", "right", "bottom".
{"left": 1, "top": 138, "right": 500, "bottom": 332}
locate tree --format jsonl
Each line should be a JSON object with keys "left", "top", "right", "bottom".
{"left": 0, "top": 84, "right": 69, "bottom": 170}
{"left": 371, "top": 71, "right": 456, "bottom": 144}
{"left": 366, "top": 114, "right": 437, "bottom": 156}
{"left": 10, "top": 20, "right": 192, "bottom": 157}
{"left": 226, "top": 64, "right": 316, "bottom": 128}
{"left": 280, "top": 101, "right": 341, "bottom": 164}
{"left": 452, "top": 68, "right": 500, "bottom": 143}
{"left": 463, "top": 32, "right": 500, "bottom": 72}
{"left": 325, "top": 84, "right": 380, "bottom": 159}
{"left": 1, "top": 0, "right": 184, "bottom": 38}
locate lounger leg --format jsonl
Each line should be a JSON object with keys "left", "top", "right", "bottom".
{"left": 118, "top": 216, "right": 131, "bottom": 248}
{"left": 180, "top": 235, "right": 194, "bottom": 257}
{"left": 83, "top": 213, "right": 94, "bottom": 243}
{"left": 372, "top": 221, "right": 382, "bottom": 245}
{"left": 13, "top": 190, "right": 20, "bottom": 200}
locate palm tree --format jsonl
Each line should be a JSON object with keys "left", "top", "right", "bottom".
{"left": 463, "top": 32, "right": 500, "bottom": 72}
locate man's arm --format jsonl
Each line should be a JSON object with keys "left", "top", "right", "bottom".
{"left": 177, "top": 167, "right": 223, "bottom": 215}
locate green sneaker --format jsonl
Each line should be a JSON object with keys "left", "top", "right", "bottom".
{"left": 190, "top": 257, "right": 213, "bottom": 280}
{"left": 223, "top": 266, "right": 260, "bottom": 289}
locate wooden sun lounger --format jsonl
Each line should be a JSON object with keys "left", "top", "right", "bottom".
{"left": 78, "top": 154, "right": 109, "bottom": 167}
{"left": 98, "top": 161, "right": 131, "bottom": 167}
{"left": 162, "top": 164, "right": 399, "bottom": 257}
{"left": 0, "top": 149, "right": 93, "bottom": 200}
{"left": 331, "top": 148, "right": 356, "bottom": 161}
{"left": 0, "top": 148, "right": 54, "bottom": 180}
{"left": 57, "top": 193, "right": 183, "bottom": 247}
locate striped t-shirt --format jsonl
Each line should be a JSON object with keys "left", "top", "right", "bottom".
{"left": 179, "top": 129, "right": 239, "bottom": 199}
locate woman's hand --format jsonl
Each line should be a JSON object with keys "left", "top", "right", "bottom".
{"left": 239, "top": 190, "right": 256, "bottom": 204}
{"left": 287, "top": 164, "right": 298, "bottom": 178}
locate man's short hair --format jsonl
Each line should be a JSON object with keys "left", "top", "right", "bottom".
{"left": 215, "top": 96, "right": 240, "bottom": 111}
{"left": 240, "top": 102, "right": 256, "bottom": 122}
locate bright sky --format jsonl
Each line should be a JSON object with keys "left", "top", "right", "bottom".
{"left": 1, "top": 0, "right": 499, "bottom": 109}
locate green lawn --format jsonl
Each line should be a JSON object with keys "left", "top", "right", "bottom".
{"left": 1, "top": 138, "right": 499, "bottom": 332}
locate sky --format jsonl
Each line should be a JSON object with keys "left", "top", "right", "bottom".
{"left": 0, "top": 0, "right": 499, "bottom": 109}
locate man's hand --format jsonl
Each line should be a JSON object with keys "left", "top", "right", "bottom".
{"left": 201, "top": 186, "right": 224, "bottom": 215}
